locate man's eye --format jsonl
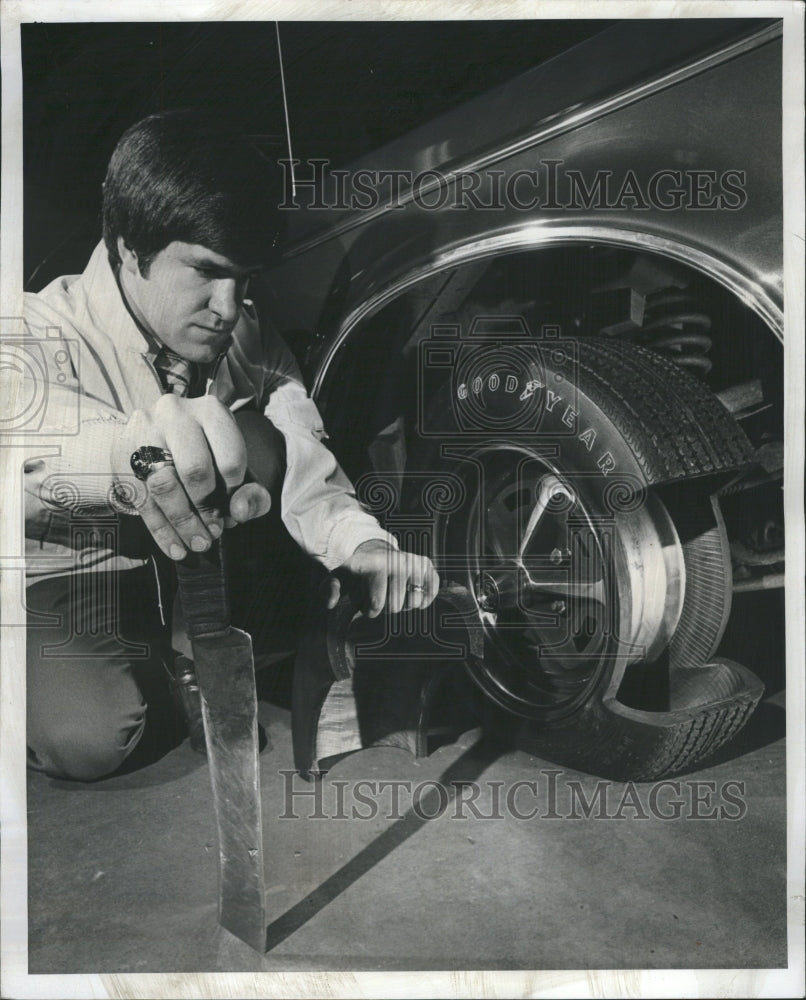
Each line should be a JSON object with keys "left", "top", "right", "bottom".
{"left": 192, "top": 266, "right": 256, "bottom": 284}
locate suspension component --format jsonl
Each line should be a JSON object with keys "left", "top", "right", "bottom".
{"left": 638, "top": 290, "right": 713, "bottom": 374}
{"left": 595, "top": 279, "right": 715, "bottom": 375}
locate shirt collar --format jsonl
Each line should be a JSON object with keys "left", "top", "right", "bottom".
{"left": 111, "top": 261, "right": 163, "bottom": 361}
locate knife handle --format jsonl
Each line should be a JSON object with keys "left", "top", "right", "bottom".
{"left": 175, "top": 538, "right": 231, "bottom": 639}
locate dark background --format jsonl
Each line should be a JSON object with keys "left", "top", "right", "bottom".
{"left": 22, "top": 19, "right": 613, "bottom": 288}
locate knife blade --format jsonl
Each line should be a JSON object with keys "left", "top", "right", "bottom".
{"left": 175, "top": 538, "right": 266, "bottom": 953}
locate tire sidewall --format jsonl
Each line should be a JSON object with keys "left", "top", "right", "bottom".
{"left": 410, "top": 342, "right": 654, "bottom": 724}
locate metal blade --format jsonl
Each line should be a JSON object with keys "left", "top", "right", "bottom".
{"left": 191, "top": 626, "right": 266, "bottom": 953}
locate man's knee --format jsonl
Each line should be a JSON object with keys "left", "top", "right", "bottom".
{"left": 28, "top": 711, "right": 146, "bottom": 781}
{"left": 26, "top": 568, "right": 168, "bottom": 781}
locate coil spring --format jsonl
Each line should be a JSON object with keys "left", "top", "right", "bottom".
{"left": 638, "top": 290, "right": 713, "bottom": 375}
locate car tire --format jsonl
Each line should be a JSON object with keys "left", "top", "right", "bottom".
{"left": 406, "top": 334, "right": 763, "bottom": 779}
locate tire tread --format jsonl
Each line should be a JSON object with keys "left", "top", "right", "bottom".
{"left": 570, "top": 339, "right": 755, "bottom": 484}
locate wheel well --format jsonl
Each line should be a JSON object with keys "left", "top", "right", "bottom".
{"left": 320, "top": 242, "right": 782, "bottom": 611}
{"left": 320, "top": 244, "right": 782, "bottom": 471}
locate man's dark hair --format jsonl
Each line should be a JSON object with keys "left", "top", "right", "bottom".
{"left": 102, "top": 109, "right": 286, "bottom": 274}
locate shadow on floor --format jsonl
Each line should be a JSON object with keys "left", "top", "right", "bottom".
{"left": 263, "top": 733, "right": 503, "bottom": 952}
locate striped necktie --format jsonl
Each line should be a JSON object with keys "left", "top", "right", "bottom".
{"left": 154, "top": 347, "right": 199, "bottom": 397}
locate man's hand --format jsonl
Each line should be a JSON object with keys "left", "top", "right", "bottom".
{"left": 112, "top": 394, "right": 271, "bottom": 560}
{"left": 326, "top": 539, "right": 440, "bottom": 617}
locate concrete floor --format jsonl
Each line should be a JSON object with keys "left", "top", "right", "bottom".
{"left": 27, "top": 592, "right": 788, "bottom": 975}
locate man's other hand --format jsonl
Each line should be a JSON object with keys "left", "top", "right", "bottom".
{"left": 326, "top": 539, "right": 440, "bottom": 617}
{"left": 112, "top": 394, "right": 271, "bottom": 560}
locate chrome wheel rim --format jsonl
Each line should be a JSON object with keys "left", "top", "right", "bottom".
{"left": 451, "top": 448, "right": 685, "bottom": 720}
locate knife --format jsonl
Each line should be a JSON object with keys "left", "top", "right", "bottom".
{"left": 175, "top": 537, "right": 266, "bottom": 953}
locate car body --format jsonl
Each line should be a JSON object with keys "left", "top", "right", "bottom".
{"left": 268, "top": 18, "right": 782, "bottom": 365}
{"left": 263, "top": 17, "right": 785, "bottom": 778}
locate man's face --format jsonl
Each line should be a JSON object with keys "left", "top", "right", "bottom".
{"left": 121, "top": 241, "right": 262, "bottom": 363}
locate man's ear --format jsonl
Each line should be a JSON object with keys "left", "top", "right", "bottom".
{"left": 117, "top": 237, "right": 139, "bottom": 276}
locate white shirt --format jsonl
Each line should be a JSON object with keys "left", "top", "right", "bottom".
{"left": 23, "top": 241, "right": 395, "bottom": 582}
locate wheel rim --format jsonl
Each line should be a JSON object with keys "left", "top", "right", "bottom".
{"left": 447, "top": 447, "right": 686, "bottom": 721}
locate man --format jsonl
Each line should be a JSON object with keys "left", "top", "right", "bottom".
{"left": 23, "top": 109, "right": 438, "bottom": 781}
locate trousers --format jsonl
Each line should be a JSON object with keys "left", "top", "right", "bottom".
{"left": 27, "top": 518, "right": 314, "bottom": 781}
{"left": 26, "top": 563, "right": 173, "bottom": 781}
{"left": 26, "top": 417, "right": 314, "bottom": 781}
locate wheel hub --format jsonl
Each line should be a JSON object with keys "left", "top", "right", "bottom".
{"left": 475, "top": 572, "right": 500, "bottom": 613}
{"left": 454, "top": 450, "right": 686, "bottom": 719}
